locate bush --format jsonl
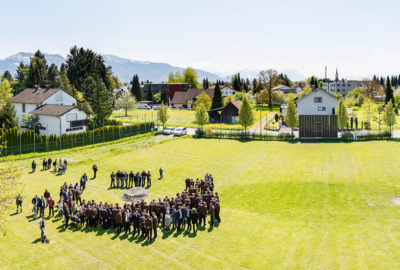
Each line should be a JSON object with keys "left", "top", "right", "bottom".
{"left": 341, "top": 132, "right": 353, "bottom": 141}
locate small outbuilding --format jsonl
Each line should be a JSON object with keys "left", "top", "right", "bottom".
{"left": 208, "top": 100, "right": 242, "bottom": 124}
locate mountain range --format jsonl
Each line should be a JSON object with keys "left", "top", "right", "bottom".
{"left": 0, "top": 52, "right": 307, "bottom": 84}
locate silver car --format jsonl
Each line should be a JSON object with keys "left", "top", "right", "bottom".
{"left": 173, "top": 127, "right": 187, "bottom": 137}
{"left": 163, "top": 127, "right": 175, "bottom": 135}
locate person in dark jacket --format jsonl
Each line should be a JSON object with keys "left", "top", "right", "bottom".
{"left": 47, "top": 157, "right": 52, "bottom": 170}
{"left": 31, "top": 160, "right": 36, "bottom": 172}
{"left": 42, "top": 158, "right": 47, "bottom": 170}
{"left": 92, "top": 164, "right": 98, "bottom": 178}
{"left": 132, "top": 210, "right": 141, "bottom": 237}
{"left": 141, "top": 170, "right": 147, "bottom": 187}
{"left": 129, "top": 171, "right": 134, "bottom": 187}
{"left": 191, "top": 208, "right": 199, "bottom": 233}
{"left": 38, "top": 196, "right": 45, "bottom": 217}
{"left": 159, "top": 167, "right": 163, "bottom": 179}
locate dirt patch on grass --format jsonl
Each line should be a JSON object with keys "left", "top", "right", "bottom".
{"left": 121, "top": 187, "right": 149, "bottom": 202}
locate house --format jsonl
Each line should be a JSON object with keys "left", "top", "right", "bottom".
{"left": 11, "top": 85, "right": 90, "bottom": 136}
{"left": 221, "top": 87, "right": 238, "bottom": 98}
{"left": 171, "top": 88, "right": 214, "bottom": 109}
{"left": 141, "top": 83, "right": 189, "bottom": 104}
{"left": 321, "top": 68, "right": 363, "bottom": 97}
{"left": 208, "top": 100, "right": 242, "bottom": 124}
{"left": 295, "top": 88, "right": 339, "bottom": 138}
{"left": 272, "top": 85, "right": 296, "bottom": 94}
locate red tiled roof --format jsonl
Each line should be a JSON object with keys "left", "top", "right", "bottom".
{"left": 11, "top": 88, "right": 62, "bottom": 104}
{"left": 171, "top": 88, "right": 215, "bottom": 105}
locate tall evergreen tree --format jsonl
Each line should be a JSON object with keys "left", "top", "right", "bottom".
{"left": 211, "top": 82, "right": 223, "bottom": 109}
{"left": 26, "top": 50, "right": 48, "bottom": 88}
{"left": 0, "top": 100, "right": 18, "bottom": 128}
{"left": 15, "top": 62, "right": 26, "bottom": 82}
{"left": 130, "top": 74, "right": 142, "bottom": 101}
{"left": 203, "top": 79, "right": 206, "bottom": 89}
{"left": 2, "top": 71, "right": 12, "bottom": 82}
{"left": 380, "top": 76, "right": 384, "bottom": 85}
{"left": 147, "top": 84, "right": 153, "bottom": 101}
{"left": 47, "top": 63, "right": 59, "bottom": 88}
{"left": 385, "top": 76, "right": 394, "bottom": 105}
{"left": 206, "top": 78, "right": 209, "bottom": 88}
{"left": 237, "top": 73, "right": 241, "bottom": 88}
{"left": 92, "top": 81, "right": 113, "bottom": 126}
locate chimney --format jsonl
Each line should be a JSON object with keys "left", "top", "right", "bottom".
{"left": 46, "top": 85, "right": 49, "bottom": 91}
{"left": 35, "top": 85, "right": 38, "bottom": 90}
{"left": 311, "top": 85, "right": 316, "bottom": 91}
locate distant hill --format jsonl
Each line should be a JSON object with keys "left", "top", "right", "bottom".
{"left": 0, "top": 52, "right": 225, "bottom": 83}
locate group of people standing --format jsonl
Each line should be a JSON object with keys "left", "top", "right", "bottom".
{"left": 110, "top": 170, "right": 152, "bottom": 188}
{"left": 54, "top": 173, "right": 220, "bottom": 242}
{"left": 31, "top": 158, "right": 67, "bottom": 173}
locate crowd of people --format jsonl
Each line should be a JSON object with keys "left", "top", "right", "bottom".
{"left": 110, "top": 170, "right": 152, "bottom": 188}
{"left": 38, "top": 173, "right": 221, "bottom": 241}
{"left": 31, "top": 158, "right": 68, "bottom": 173}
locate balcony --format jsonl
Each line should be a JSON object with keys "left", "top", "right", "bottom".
{"left": 69, "top": 119, "right": 91, "bottom": 128}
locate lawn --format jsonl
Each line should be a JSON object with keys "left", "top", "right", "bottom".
{"left": 2, "top": 136, "right": 400, "bottom": 268}
{"left": 110, "top": 105, "right": 279, "bottom": 131}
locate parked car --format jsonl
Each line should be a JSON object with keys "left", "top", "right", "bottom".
{"left": 163, "top": 127, "right": 175, "bottom": 135}
{"left": 137, "top": 104, "right": 151, "bottom": 110}
{"left": 174, "top": 127, "right": 187, "bottom": 137}
{"left": 151, "top": 105, "right": 159, "bottom": 110}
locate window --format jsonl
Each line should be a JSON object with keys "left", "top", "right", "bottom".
{"left": 318, "top": 107, "right": 326, "bottom": 111}
{"left": 22, "top": 103, "right": 26, "bottom": 113}
{"left": 66, "top": 127, "right": 83, "bottom": 132}
{"left": 348, "top": 84, "right": 350, "bottom": 87}
{"left": 314, "top": 97, "right": 322, "bottom": 103}
{"left": 66, "top": 113, "right": 77, "bottom": 122}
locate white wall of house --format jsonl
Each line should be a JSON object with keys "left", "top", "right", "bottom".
{"left": 296, "top": 90, "right": 338, "bottom": 115}
{"left": 222, "top": 88, "right": 237, "bottom": 97}
{"left": 43, "top": 90, "right": 76, "bottom": 106}
{"left": 173, "top": 103, "right": 184, "bottom": 108}
{"left": 13, "top": 103, "right": 38, "bottom": 125}
{"left": 321, "top": 81, "right": 362, "bottom": 97}
{"left": 38, "top": 109, "right": 87, "bottom": 136}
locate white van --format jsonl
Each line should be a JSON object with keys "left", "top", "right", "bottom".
{"left": 137, "top": 104, "right": 151, "bottom": 110}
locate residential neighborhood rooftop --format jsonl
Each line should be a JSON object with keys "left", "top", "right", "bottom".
{"left": 11, "top": 88, "right": 62, "bottom": 104}
{"left": 29, "top": 104, "right": 79, "bottom": 117}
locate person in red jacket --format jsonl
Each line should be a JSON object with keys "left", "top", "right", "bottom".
{"left": 48, "top": 197, "right": 55, "bottom": 217}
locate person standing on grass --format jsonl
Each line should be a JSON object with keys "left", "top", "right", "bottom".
{"left": 64, "top": 205, "right": 70, "bottom": 228}
{"left": 152, "top": 212, "right": 158, "bottom": 239}
{"left": 58, "top": 200, "right": 63, "bottom": 219}
{"left": 48, "top": 197, "right": 55, "bottom": 217}
{"left": 132, "top": 210, "right": 141, "bottom": 237}
{"left": 31, "top": 160, "right": 36, "bottom": 172}
{"left": 53, "top": 159, "right": 57, "bottom": 173}
{"left": 64, "top": 159, "right": 68, "bottom": 170}
{"left": 164, "top": 211, "right": 171, "bottom": 232}
{"left": 124, "top": 171, "right": 128, "bottom": 188}
{"left": 147, "top": 171, "right": 151, "bottom": 187}
{"left": 141, "top": 170, "right": 147, "bottom": 187}
{"left": 81, "top": 173, "right": 88, "bottom": 191}
{"left": 16, "top": 194, "right": 23, "bottom": 213}
{"left": 38, "top": 196, "right": 45, "bottom": 217}
{"left": 92, "top": 164, "right": 98, "bottom": 179}
{"left": 191, "top": 208, "right": 199, "bottom": 233}
{"left": 44, "top": 189, "right": 50, "bottom": 207}
{"left": 75, "top": 188, "right": 82, "bottom": 206}
{"left": 110, "top": 171, "right": 116, "bottom": 188}
{"left": 47, "top": 157, "right": 52, "bottom": 170}
{"left": 215, "top": 201, "right": 221, "bottom": 223}
{"left": 129, "top": 171, "right": 134, "bottom": 188}
{"left": 159, "top": 167, "right": 163, "bottom": 179}
{"left": 177, "top": 206, "right": 183, "bottom": 231}
{"left": 209, "top": 204, "right": 215, "bottom": 226}
{"left": 32, "top": 203, "right": 38, "bottom": 220}
{"left": 42, "top": 158, "right": 47, "bottom": 170}
{"left": 38, "top": 216, "right": 45, "bottom": 239}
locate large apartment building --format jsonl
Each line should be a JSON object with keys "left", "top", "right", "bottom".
{"left": 321, "top": 68, "right": 362, "bottom": 97}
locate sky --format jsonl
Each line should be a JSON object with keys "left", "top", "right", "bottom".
{"left": 0, "top": 0, "right": 399, "bottom": 80}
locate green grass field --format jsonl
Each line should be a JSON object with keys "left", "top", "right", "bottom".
{"left": 2, "top": 135, "right": 400, "bottom": 269}
{"left": 110, "top": 105, "right": 278, "bottom": 131}
{"left": 352, "top": 106, "right": 400, "bottom": 131}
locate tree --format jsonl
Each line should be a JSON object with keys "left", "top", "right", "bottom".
{"left": 238, "top": 96, "right": 255, "bottom": 132}
{"left": 131, "top": 74, "right": 143, "bottom": 101}
{"left": 158, "top": 101, "right": 169, "bottom": 128}
{"left": 160, "top": 91, "right": 168, "bottom": 104}
{"left": 153, "top": 93, "right": 161, "bottom": 102}
{"left": 385, "top": 76, "right": 394, "bottom": 105}
{"left": 78, "top": 100, "right": 93, "bottom": 114}
{"left": 2, "top": 71, "right": 12, "bottom": 82}
{"left": 194, "top": 91, "right": 212, "bottom": 110}
{"left": 382, "top": 100, "right": 396, "bottom": 136}
{"left": 258, "top": 89, "right": 284, "bottom": 104}
{"left": 300, "top": 87, "right": 312, "bottom": 97}
{"left": 284, "top": 74, "right": 292, "bottom": 87}
{"left": 57, "top": 69, "right": 76, "bottom": 97}
{"left": 147, "top": 84, "right": 153, "bottom": 101}
{"left": 0, "top": 100, "right": 18, "bottom": 128}
{"left": 15, "top": 62, "right": 27, "bottom": 83}
{"left": 47, "top": 63, "right": 59, "bottom": 88}
{"left": 336, "top": 98, "right": 348, "bottom": 132}
{"left": 361, "top": 98, "right": 377, "bottom": 129}
{"left": 22, "top": 114, "right": 41, "bottom": 133}
{"left": 92, "top": 81, "right": 113, "bottom": 126}
{"left": 66, "top": 46, "right": 113, "bottom": 93}
{"left": 224, "top": 94, "right": 234, "bottom": 105}
{"left": 258, "top": 69, "right": 280, "bottom": 109}
{"left": 182, "top": 67, "right": 199, "bottom": 88}
{"left": 167, "top": 71, "right": 184, "bottom": 83}
{"left": 81, "top": 76, "right": 97, "bottom": 107}
{"left": 195, "top": 103, "right": 209, "bottom": 129}
{"left": 0, "top": 79, "right": 13, "bottom": 107}
{"left": 211, "top": 82, "right": 223, "bottom": 109}
{"left": 363, "top": 78, "right": 381, "bottom": 99}
{"left": 0, "top": 159, "right": 24, "bottom": 230}
{"left": 116, "top": 92, "right": 137, "bottom": 116}
{"left": 284, "top": 93, "right": 299, "bottom": 139}
{"left": 26, "top": 50, "right": 48, "bottom": 88}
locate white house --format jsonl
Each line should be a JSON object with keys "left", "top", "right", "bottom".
{"left": 295, "top": 88, "right": 339, "bottom": 138}
{"left": 221, "top": 87, "right": 238, "bottom": 97}
{"left": 11, "top": 86, "right": 90, "bottom": 136}
{"left": 272, "top": 85, "right": 296, "bottom": 94}
{"left": 321, "top": 69, "right": 362, "bottom": 97}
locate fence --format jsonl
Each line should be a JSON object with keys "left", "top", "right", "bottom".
{"left": 1, "top": 121, "right": 155, "bottom": 157}
{"left": 196, "top": 129, "right": 293, "bottom": 141}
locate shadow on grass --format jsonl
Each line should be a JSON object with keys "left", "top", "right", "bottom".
{"left": 9, "top": 212, "right": 19, "bottom": 217}
{"left": 31, "top": 238, "right": 42, "bottom": 244}
{"left": 28, "top": 171, "right": 35, "bottom": 174}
